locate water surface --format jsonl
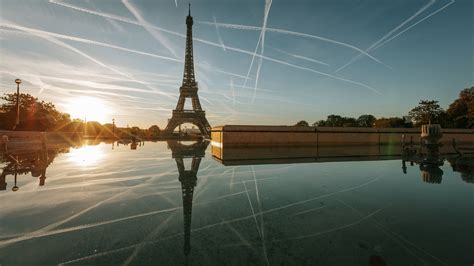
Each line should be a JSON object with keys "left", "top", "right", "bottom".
{"left": 0, "top": 141, "right": 472, "bottom": 265}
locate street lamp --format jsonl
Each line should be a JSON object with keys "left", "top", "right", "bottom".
{"left": 13, "top": 79, "right": 22, "bottom": 130}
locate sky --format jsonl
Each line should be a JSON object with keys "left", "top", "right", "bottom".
{"left": 0, "top": 0, "right": 472, "bottom": 128}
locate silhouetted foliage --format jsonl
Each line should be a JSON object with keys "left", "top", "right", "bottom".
{"left": 373, "top": 117, "right": 406, "bottom": 128}
{"left": 0, "top": 93, "right": 70, "bottom": 131}
{"left": 148, "top": 125, "right": 161, "bottom": 138}
{"left": 295, "top": 120, "right": 310, "bottom": 127}
{"left": 357, "top": 114, "right": 376, "bottom": 127}
{"left": 408, "top": 100, "right": 444, "bottom": 126}
{"left": 313, "top": 115, "right": 361, "bottom": 127}
{"left": 446, "top": 87, "right": 474, "bottom": 128}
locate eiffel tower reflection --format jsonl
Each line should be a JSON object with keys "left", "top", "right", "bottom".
{"left": 167, "top": 140, "right": 209, "bottom": 259}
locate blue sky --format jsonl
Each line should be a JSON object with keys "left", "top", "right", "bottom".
{"left": 0, "top": 0, "right": 472, "bottom": 128}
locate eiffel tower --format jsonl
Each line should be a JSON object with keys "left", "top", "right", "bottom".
{"left": 167, "top": 140, "right": 209, "bottom": 259}
{"left": 162, "top": 5, "right": 211, "bottom": 139}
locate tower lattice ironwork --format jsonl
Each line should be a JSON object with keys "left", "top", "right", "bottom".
{"left": 167, "top": 140, "right": 209, "bottom": 259}
{"left": 162, "top": 5, "right": 211, "bottom": 139}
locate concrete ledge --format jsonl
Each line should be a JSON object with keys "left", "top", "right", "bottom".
{"left": 0, "top": 130, "right": 82, "bottom": 145}
{"left": 211, "top": 125, "right": 474, "bottom": 148}
{"left": 212, "top": 125, "right": 315, "bottom": 132}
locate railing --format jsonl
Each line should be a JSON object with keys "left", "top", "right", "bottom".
{"left": 173, "top": 110, "right": 205, "bottom": 114}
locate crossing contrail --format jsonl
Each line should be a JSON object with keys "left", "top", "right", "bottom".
{"left": 122, "top": 0, "right": 178, "bottom": 57}
{"left": 259, "top": 51, "right": 381, "bottom": 94}
{"left": 0, "top": 23, "right": 180, "bottom": 63}
{"left": 252, "top": 0, "right": 273, "bottom": 104}
{"left": 196, "top": 20, "right": 384, "bottom": 66}
{"left": 213, "top": 15, "right": 226, "bottom": 51}
{"left": 0, "top": 23, "right": 177, "bottom": 100}
{"left": 48, "top": 0, "right": 378, "bottom": 94}
{"left": 373, "top": 0, "right": 455, "bottom": 51}
{"left": 0, "top": 24, "right": 249, "bottom": 80}
{"left": 334, "top": 0, "right": 437, "bottom": 73}
{"left": 230, "top": 78, "right": 236, "bottom": 105}
{"left": 271, "top": 46, "right": 329, "bottom": 66}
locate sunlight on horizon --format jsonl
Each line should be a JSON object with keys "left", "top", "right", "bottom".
{"left": 65, "top": 96, "right": 110, "bottom": 124}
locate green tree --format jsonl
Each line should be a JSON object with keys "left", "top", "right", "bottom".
{"left": 0, "top": 93, "right": 71, "bottom": 131}
{"left": 408, "top": 100, "right": 445, "bottom": 126}
{"left": 446, "top": 87, "right": 474, "bottom": 128}
{"left": 295, "top": 120, "right": 309, "bottom": 127}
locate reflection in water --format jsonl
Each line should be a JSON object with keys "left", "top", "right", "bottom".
{"left": 167, "top": 140, "right": 209, "bottom": 260}
{"left": 402, "top": 151, "right": 474, "bottom": 184}
{"left": 0, "top": 145, "right": 66, "bottom": 191}
{"left": 68, "top": 144, "right": 105, "bottom": 167}
{"left": 116, "top": 139, "right": 144, "bottom": 150}
{"left": 447, "top": 156, "right": 474, "bottom": 183}
{"left": 0, "top": 141, "right": 473, "bottom": 265}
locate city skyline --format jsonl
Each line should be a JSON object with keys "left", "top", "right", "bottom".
{"left": 0, "top": 0, "right": 472, "bottom": 128}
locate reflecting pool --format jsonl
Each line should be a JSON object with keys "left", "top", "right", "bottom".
{"left": 0, "top": 141, "right": 472, "bottom": 265}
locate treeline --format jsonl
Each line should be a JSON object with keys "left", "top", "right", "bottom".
{"left": 295, "top": 87, "right": 473, "bottom": 129}
{"left": 0, "top": 93, "right": 162, "bottom": 138}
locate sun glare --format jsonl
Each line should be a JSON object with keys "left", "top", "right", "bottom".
{"left": 68, "top": 145, "right": 105, "bottom": 167}
{"left": 66, "top": 96, "right": 109, "bottom": 123}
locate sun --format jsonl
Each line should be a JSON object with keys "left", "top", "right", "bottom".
{"left": 66, "top": 96, "right": 109, "bottom": 123}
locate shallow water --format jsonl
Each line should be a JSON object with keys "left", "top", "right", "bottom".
{"left": 0, "top": 141, "right": 472, "bottom": 265}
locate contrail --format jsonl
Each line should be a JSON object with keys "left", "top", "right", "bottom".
{"left": 257, "top": 51, "right": 381, "bottom": 94}
{"left": 55, "top": 176, "right": 380, "bottom": 264}
{"left": 0, "top": 206, "right": 181, "bottom": 247}
{"left": 197, "top": 63, "right": 250, "bottom": 79}
{"left": 271, "top": 46, "right": 329, "bottom": 66}
{"left": 373, "top": 0, "right": 455, "bottom": 51}
{"left": 192, "top": 34, "right": 373, "bottom": 93}
{"left": 122, "top": 0, "right": 178, "bottom": 57}
{"left": 251, "top": 165, "right": 269, "bottom": 265}
{"left": 0, "top": 24, "right": 249, "bottom": 80}
{"left": 0, "top": 23, "right": 179, "bottom": 62}
{"left": 0, "top": 70, "right": 175, "bottom": 97}
{"left": 335, "top": 199, "right": 442, "bottom": 265}
{"left": 242, "top": 29, "right": 263, "bottom": 90}
{"left": 334, "top": 0, "right": 437, "bottom": 73}
{"left": 174, "top": 0, "right": 178, "bottom": 7}
{"left": 213, "top": 15, "right": 226, "bottom": 51}
{"left": 252, "top": 0, "right": 273, "bottom": 104}
{"left": 196, "top": 20, "right": 384, "bottom": 65}
{"left": 230, "top": 78, "right": 235, "bottom": 105}
{"left": 48, "top": 0, "right": 378, "bottom": 93}
{"left": 122, "top": 213, "right": 176, "bottom": 266}
{"left": 0, "top": 22, "right": 177, "bottom": 99}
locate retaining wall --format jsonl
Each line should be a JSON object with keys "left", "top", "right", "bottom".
{"left": 211, "top": 125, "right": 473, "bottom": 147}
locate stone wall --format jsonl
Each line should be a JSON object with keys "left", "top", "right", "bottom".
{"left": 0, "top": 130, "right": 82, "bottom": 144}
{"left": 211, "top": 125, "right": 473, "bottom": 147}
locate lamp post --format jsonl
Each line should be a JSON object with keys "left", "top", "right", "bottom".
{"left": 112, "top": 118, "right": 116, "bottom": 136}
{"left": 13, "top": 79, "right": 22, "bottom": 130}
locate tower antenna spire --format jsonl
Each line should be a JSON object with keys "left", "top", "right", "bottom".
{"left": 162, "top": 4, "right": 211, "bottom": 139}
{"left": 188, "top": 3, "right": 191, "bottom": 16}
